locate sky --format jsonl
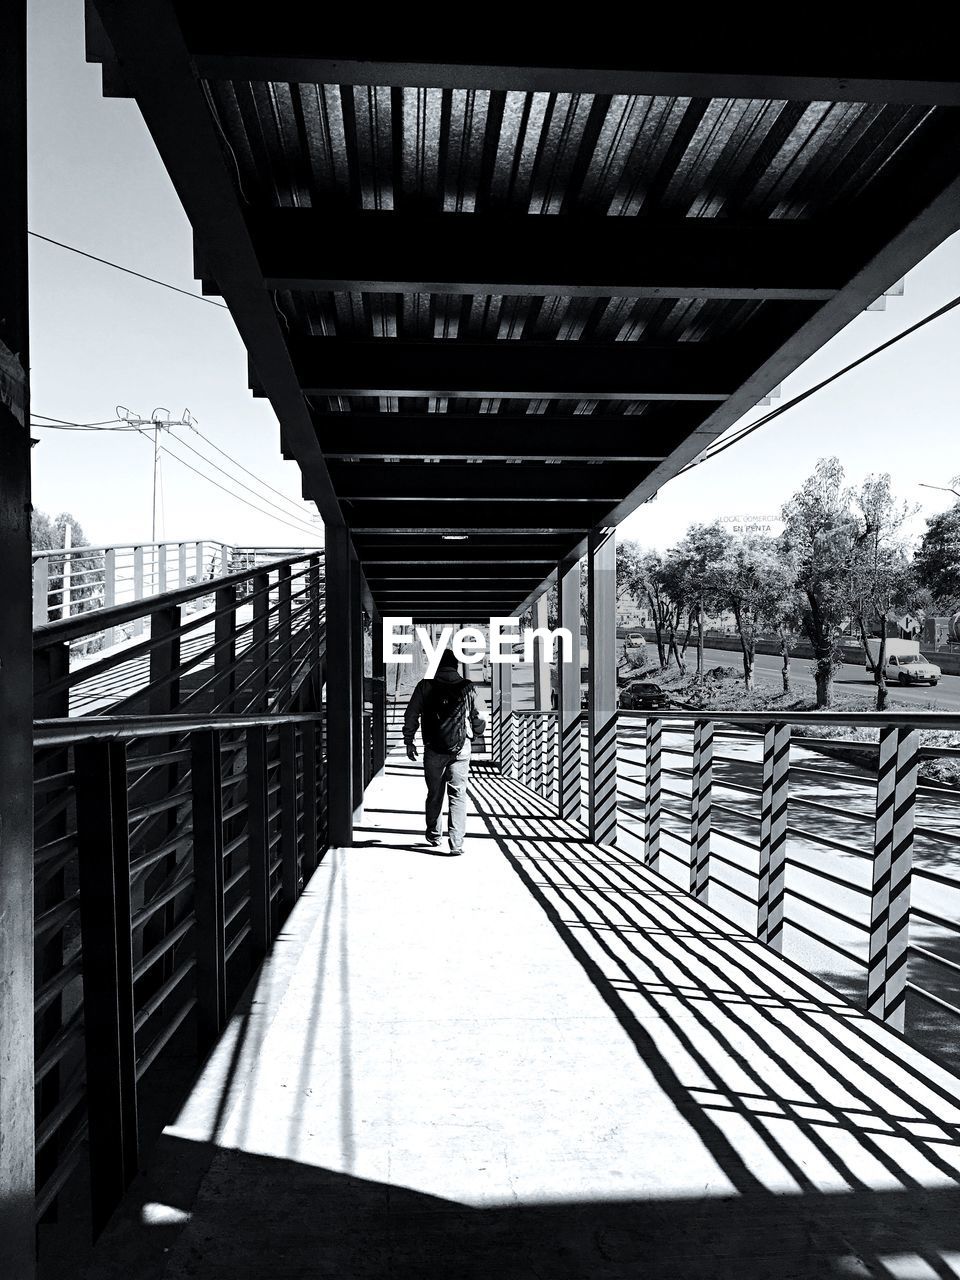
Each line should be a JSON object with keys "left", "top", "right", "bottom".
{"left": 26, "top": 0, "right": 960, "bottom": 555}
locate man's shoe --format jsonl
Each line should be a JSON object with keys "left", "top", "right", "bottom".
{"left": 448, "top": 846, "right": 463, "bottom": 857}
{"left": 426, "top": 834, "right": 442, "bottom": 846}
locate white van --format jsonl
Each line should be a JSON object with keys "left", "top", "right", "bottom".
{"left": 865, "top": 638, "right": 941, "bottom": 686}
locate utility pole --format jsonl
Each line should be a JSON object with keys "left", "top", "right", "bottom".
{"left": 117, "top": 405, "right": 196, "bottom": 541}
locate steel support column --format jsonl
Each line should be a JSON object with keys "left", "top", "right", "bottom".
{"left": 351, "top": 555, "right": 364, "bottom": 809}
{"left": 326, "top": 525, "right": 355, "bottom": 845}
{"left": 532, "top": 593, "right": 550, "bottom": 711}
{"left": 0, "top": 5, "right": 34, "bottom": 1268}
{"left": 371, "top": 615, "right": 386, "bottom": 773}
{"left": 587, "top": 529, "right": 617, "bottom": 844}
{"left": 491, "top": 656, "right": 502, "bottom": 767}
{"left": 501, "top": 660, "right": 514, "bottom": 777}
{"left": 557, "top": 558, "right": 581, "bottom": 822}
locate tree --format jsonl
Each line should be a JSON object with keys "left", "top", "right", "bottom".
{"left": 757, "top": 544, "right": 801, "bottom": 694}
{"left": 669, "top": 522, "right": 730, "bottom": 679}
{"left": 851, "top": 474, "right": 918, "bottom": 710}
{"left": 30, "top": 509, "right": 101, "bottom": 621}
{"left": 915, "top": 497, "right": 960, "bottom": 610}
{"left": 780, "top": 458, "right": 860, "bottom": 709}
{"left": 719, "top": 535, "right": 786, "bottom": 690}
{"left": 658, "top": 548, "right": 692, "bottom": 674}
{"left": 635, "top": 551, "right": 671, "bottom": 668}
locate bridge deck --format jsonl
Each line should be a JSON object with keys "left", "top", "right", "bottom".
{"left": 85, "top": 752, "right": 960, "bottom": 1279}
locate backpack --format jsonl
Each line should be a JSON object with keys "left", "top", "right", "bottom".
{"left": 420, "top": 678, "right": 471, "bottom": 754}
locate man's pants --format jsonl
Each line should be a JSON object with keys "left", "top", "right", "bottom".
{"left": 423, "top": 741, "right": 471, "bottom": 848}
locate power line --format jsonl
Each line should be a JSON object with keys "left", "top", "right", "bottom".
{"left": 681, "top": 289, "right": 960, "bottom": 475}
{"left": 28, "top": 231, "right": 229, "bottom": 309}
{"left": 32, "top": 413, "right": 126, "bottom": 427}
{"left": 175, "top": 421, "right": 313, "bottom": 513}
{"left": 132, "top": 431, "right": 320, "bottom": 539}
{"left": 30, "top": 416, "right": 137, "bottom": 432}
{"left": 162, "top": 427, "right": 319, "bottom": 524}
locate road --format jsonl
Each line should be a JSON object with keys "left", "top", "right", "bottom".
{"left": 699, "top": 645, "right": 960, "bottom": 711}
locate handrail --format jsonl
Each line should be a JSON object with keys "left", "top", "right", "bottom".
{"left": 34, "top": 712, "right": 322, "bottom": 746}
{"left": 620, "top": 708, "right": 960, "bottom": 729}
{"left": 31, "top": 538, "right": 235, "bottom": 560}
{"left": 34, "top": 551, "right": 320, "bottom": 648}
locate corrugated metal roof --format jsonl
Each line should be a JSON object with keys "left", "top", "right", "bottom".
{"left": 205, "top": 81, "right": 934, "bottom": 219}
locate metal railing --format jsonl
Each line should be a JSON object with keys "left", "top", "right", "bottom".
{"left": 31, "top": 539, "right": 316, "bottom": 637}
{"left": 31, "top": 710, "right": 327, "bottom": 1235}
{"left": 510, "top": 709, "right": 558, "bottom": 803}
{"left": 612, "top": 711, "right": 960, "bottom": 1037}
{"left": 34, "top": 551, "right": 324, "bottom": 717}
{"left": 500, "top": 706, "right": 960, "bottom": 1057}
{"left": 30, "top": 552, "right": 328, "bottom": 1237}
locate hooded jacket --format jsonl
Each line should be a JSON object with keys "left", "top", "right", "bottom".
{"left": 403, "top": 665, "right": 487, "bottom": 753}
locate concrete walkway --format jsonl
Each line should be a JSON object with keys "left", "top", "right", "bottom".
{"left": 85, "top": 752, "right": 960, "bottom": 1279}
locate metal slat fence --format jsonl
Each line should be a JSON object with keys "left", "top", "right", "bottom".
{"left": 612, "top": 711, "right": 960, "bottom": 1050}
{"left": 30, "top": 552, "right": 327, "bottom": 1237}
{"left": 497, "top": 706, "right": 960, "bottom": 1062}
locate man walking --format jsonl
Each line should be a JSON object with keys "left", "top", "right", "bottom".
{"left": 403, "top": 649, "right": 486, "bottom": 856}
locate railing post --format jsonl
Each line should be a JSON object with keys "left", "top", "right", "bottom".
{"left": 104, "top": 547, "right": 117, "bottom": 647}
{"left": 195, "top": 540, "right": 205, "bottom": 581}
{"left": 252, "top": 570, "right": 270, "bottom": 711}
{"left": 214, "top": 583, "right": 237, "bottom": 712}
{"left": 246, "top": 725, "right": 271, "bottom": 963}
{"left": 278, "top": 563, "right": 292, "bottom": 707}
{"left": 500, "top": 661, "right": 514, "bottom": 777}
{"left": 325, "top": 525, "right": 355, "bottom": 845}
{"left": 587, "top": 529, "right": 617, "bottom": 844}
{"left": 557, "top": 557, "right": 581, "bottom": 822}
{"left": 220, "top": 544, "right": 229, "bottom": 578}
{"left": 133, "top": 544, "right": 145, "bottom": 636}
{"left": 302, "top": 723, "right": 319, "bottom": 878}
{"left": 308, "top": 553, "right": 322, "bottom": 678}
{"left": 178, "top": 541, "right": 187, "bottom": 590}
{"left": 191, "top": 729, "right": 226, "bottom": 1052}
{"left": 371, "top": 616, "right": 386, "bottom": 773}
{"left": 643, "top": 716, "right": 663, "bottom": 871}
{"left": 867, "top": 726, "right": 919, "bottom": 1031}
{"left": 279, "top": 723, "right": 300, "bottom": 916}
{"left": 757, "top": 722, "right": 790, "bottom": 947}
{"left": 491, "top": 658, "right": 502, "bottom": 767}
{"left": 74, "top": 739, "right": 139, "bottom": 1236}
{"left": 690, "top": 720, "right": 713, "bottom": 899}
{"left": 33, "top": 553, "right": 49, "bottom": 626}
{"left": 158, "top": 542, "right": 167, "bottom": 595}
{"left": 149, "top": 604, "right": 181, "bottom": 715}
{"left": 351, "top": 561, "right": 363, "bottom": 809}
{"left": 532, "top": 593, "right": 550, "bottom": 712}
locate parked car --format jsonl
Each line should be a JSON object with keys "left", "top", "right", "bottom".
{"left": 618, "top": 681, "right": 670, "bottom": 710}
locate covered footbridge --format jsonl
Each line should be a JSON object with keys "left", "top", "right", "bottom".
{"left": 4, "top": 12, "right": 960, "bottom": 1276}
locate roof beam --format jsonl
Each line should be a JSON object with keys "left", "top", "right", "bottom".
{"left": 172, "top": 24, "right": 960, "bottom": 106}
{"left": 314, "top": 411, "right": 700, "bottom": 461}
{"left": 282, "top": 338, "right": 736, "bottom": 401}
{"left": 327, "top": 462, "right": 651, "bottom": 501}
{"left": 235, "top": 210, "right": 843, "bottom": 302}
{"left": 348, "top": 501, "right": 594, "bottom": 533}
